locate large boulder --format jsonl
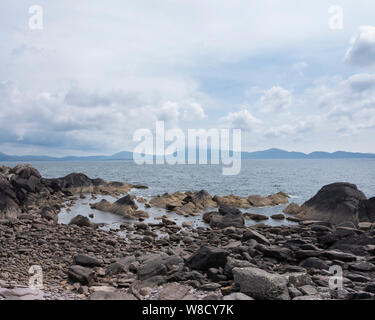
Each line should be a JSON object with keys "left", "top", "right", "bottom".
{"left": 203, "top": 206, "right": 245, "bottom": 229}
{"left": 233, "top": 267, "right": 289, "bottom": 300}
{"left": 186, "top": 245, "right": 229, "bottom": 271}
{"left": 359, "top": 198, "right": 375, "bottom": 223}
{"left": 296, "top": 183, "right": 367, "bottom": 225}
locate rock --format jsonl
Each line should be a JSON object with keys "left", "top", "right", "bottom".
{"left": 106, "top": 256, "right": 136, "bottom": 276}
{"left": 90, "top": 195, "right": 138, "bottom": 218}
{"left": 322, "top": 250, "right": 357, "bottom": 262}
{"left": 297, "top": 183, "right": 367, "bottom": 225}
{"left": 300, "top": 257, "right": 329, "bottom": 270}
{"left": 68, "top": 265, "right": 96, "bottom": 285}
{"left": 293, "top": 295, "right": 322, "bottom": 300}
{"left": 138, "top": 258, "right": 167, "bottom": 280}
{"left": 204, "top": 206, "right": 245, "bottom": 229}
{"left": 299, "top": 285, "right": 318, "bottom": 296}
{"left": 40, "top": 207, "right": 58, "bottom": 223}
{"left": 283, "top": 203, "right": 301, "bottom": 215}
{"left": 242, "top": 229, "right": 270, "bottom": 245}
{"left": 224, "top": 257, "right": 254, "bottom": 278}
{"left": 359, "top": 197, "right": 375, "bottom": 223}
{"left": 348, "top": 261, "right": 375, "bottom": 272}
{"left": 248, "top": 192, "right": 289, "bottom": 207}
{"left": 223, "top": 292, "right": 254, "bottom": 300}
{"left": 187, "top": 245, "right": 229, "bottom": 271}
{"left": 271, "top": 214, "right": 285, "bottom": 220}
{"left": 0, "top": 288, "right": 44, "bottom": 300}
{"left": 233, "top": 267, "right": 289, "bottom": 300}
{"left": 89, "top": 291, "right": 137, "bottom": 300}
{"left": 69, "top": 215, "right": 93, "bottom": 227}
{"left": 213, "top": 194, "right": 250, "bottom": 209}
{"left": 159, "top": 283, "right": 190, "bottom": 300}
{"left": 358, "top": 222, "right": 373, "bottom": 230}
{"left": 74, "top": 254, "right": 103, "bottom": 267}
{"left": 248, "top": 195, "right": 273, "bottom": 207}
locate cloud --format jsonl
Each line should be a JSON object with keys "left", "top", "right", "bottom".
{"left": 183, "top": 103, "right": 206, "bottom": 121}
{"left": 292, "top": 61, "right": 308, "bottom": 75}
{"left": 345, "top": 26, "right": 375, "bottom": 67}
{"left": 265, "top": 120, "right": 316, "bottom": 138}
{"left": 257, "top": 86, "right": 293, "bottom": 113}
{"left": 220, "top": 109, "right": 261, "bottom": 131}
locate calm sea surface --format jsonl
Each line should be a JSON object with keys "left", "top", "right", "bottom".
{"left": 2, "top": 159, "right": 375, "bottom": 228}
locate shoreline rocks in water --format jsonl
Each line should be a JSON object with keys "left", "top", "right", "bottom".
{"left": 1, "top": 164, "right": 375, "bottom": 300}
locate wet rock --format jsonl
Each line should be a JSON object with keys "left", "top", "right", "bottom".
{"left": 90, "top": 195, "right": 138, "bottom": 218}
{"left": 203, "top": 206, "right": 244, "bottom": 229}
{"left": 213, "top": 194, "right": 250, "bottom": 209}
{"left": 283, "top": 203, "right": 301, "bottom": 215}
{"left": 246, "top": 213, "right": 269, "bottom": 221}
{"left": 69, "top": 215, "right": 93, "bottom": 227}
{"left": 187, "top": 245, "right": 229, "bottom": 271}
{"left": 233, "top": 267, "right": 289, "bottom": 300}
{"left": 271, "top": 214, "right": 285, "bottom": 220}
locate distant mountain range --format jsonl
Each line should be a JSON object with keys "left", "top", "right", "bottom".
{"left": 1, "top": 148, "right": 375, "bottom": 162}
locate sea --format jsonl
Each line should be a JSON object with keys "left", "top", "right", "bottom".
{"left": 1, "top": 159, "right": 375, "bottom": 229}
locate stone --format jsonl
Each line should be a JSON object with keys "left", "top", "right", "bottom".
{"left": 68, "top": 265, "right": 96, "bottom": 285}
{"left": 322, "top": 250, "right": 357, "bottom": 262}
{"left": 299, "top": 285, "right": 318, "bottom": 296}
{"left": 242, "top": 228, "right": 270, "bottom": 245}
{"left": 296, "top": 183, "right": 367, "bottom": 225}
{"left": 204, "top": 206, "right": 245, "bottom": 229}
{"left": 233, "top": 267, "right": 289, "bottom": 300}
{"left": 271, "top": 214, "right": 285, "bottom": 220}
{"left": 283, "top": 203, "right": 301, "bottom": 215}
{"left": 187, "top": 245, "right": 229, "bottom": 271}
{"left": 89, "top": 291, "right": 137, "bottom": 300}
{"left": 0, "top": 288, "right": 44, "bottom": 300}
{"left": 223, "top": 292, "right": 254, "bottom": 300}
{"left": 300, "top": 257, "right": 329, "bottom": 270}
{"left": 74, "top": 254, "right": 103, "bottom": 267}
{"left": 69, "top": 215, "right": 93, "bottom": 227}
{"left": 159, "top": 283, "right": 190, "bottom": 300}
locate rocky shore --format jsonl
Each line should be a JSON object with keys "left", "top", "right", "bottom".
{"left": 1, "top": 164, "right": 375, "bottom": 300}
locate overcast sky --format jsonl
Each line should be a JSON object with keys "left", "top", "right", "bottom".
{"left": 0, "top": 0, "right": 375, "bottom": 156}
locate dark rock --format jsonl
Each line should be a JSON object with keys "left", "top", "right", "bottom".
{"left": 204, "top": 206, "right": 244, "bottom": 229}
{"left": 300, "top": 257, "right": 329, "bottom": 270}
{"left": 68, "top": 265, "right": 95, "bottom": 285}
{"left": 242, "top": 229, "right": 270, "bottom": 245}
{"left": 187, "top": 245, "right": 229, "bottom": 271}
{"left": 69, "top": 215, "right": 93, "bottom": 227}
{"left": 74, "top": 254, "right": 103, "bottom": 267}
{"left": 297, "top": 183, "right": 367, "bottom": 225}
{"left": 359, "top": 198, "right": 375, "bottom": 223}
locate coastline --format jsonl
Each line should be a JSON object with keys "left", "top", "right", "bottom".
{"left": 1, "top": 164, "right": 375, "bottom": 300}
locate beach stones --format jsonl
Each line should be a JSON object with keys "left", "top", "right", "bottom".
{"left": 187, "top": 245, "right": 229, "bottom": 270}
{"left": 203, "top": 206, "right": 245, "bottom": 229}
{"left": 233, "top": 267, "right": 289, "bottom": 300}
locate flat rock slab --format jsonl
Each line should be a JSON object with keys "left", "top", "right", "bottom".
{"left": 89, "top": 291, "right": 137, "bottom": 300}
{"left": 0, "top": 288, "right": 44, "bottom": 300}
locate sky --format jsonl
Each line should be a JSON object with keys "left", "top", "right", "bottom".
{"left": 0, "top": 0, "right": 375, "bottom": 156}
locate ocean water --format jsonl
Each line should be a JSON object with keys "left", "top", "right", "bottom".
{"left": 2, "top": 159, "right": 375, "bottom": 229}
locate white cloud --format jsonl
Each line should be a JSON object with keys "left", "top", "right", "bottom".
{"left": 183, "top": 103, "right": 206, "bottom": 121}
{"left": 220, "top": 109, "right": 261, "bottom": 131}
{"left": 257, "top": 86, "right": 293, "bottom": 113}
{"left": 345, "top": 26, "right": 375, "bottom": 67}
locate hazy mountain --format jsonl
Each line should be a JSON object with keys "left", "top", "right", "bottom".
{"left": 1, "top": 148, "right": 375, "bottom": 162}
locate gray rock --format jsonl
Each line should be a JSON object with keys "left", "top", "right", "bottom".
{"left": 233, "top": 267, "right": 289, "bottom": 300}
{"left": 74, "top": 254, "right": 103, "bottom": 267}
{"left": 223, "top": 292, "right": 254, "bottom": 300}
{"left": 89, "top": 291, "right": 137, "bottom": 300}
